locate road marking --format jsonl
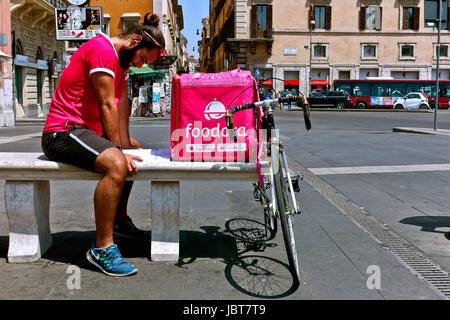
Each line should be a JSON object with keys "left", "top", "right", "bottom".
{"left": 0, "top": 132, "right": 42, "bottom": 145}
{"left": 309, "top": 164, "right": 450, "bottom": 175}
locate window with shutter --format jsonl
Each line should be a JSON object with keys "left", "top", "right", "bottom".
{"left": 448, "top": 7, "right": 450, "bottom": 31}
{"left": 375, "top": 7, "right": 382, "bottom": 30}
{"left": 314, "top": 6, "right": 326, "bottom": 29}
{"left": 251, "top": 6, "right": 257, "bottom": 38}
{"left": 402, "top": 7, "right": 411, "bottom": 30}
{"left": 366, "top": 6, "right": 377, "bottom": 30}
{"left": 309, "top": 6, "right": 315, "bottom": 30}
{"left": 402, "top": 7, "right": 419, "bottom": 30}
{"left": 359, "top": 7, "right": 366, "bottom": 30}
{"left": 413, "top": 7, "right": 420, "bottom": 30}
{"left": 325, "top": 6, "right": 332, "bottom": 30}
{"left": 255, "top": 5, "right": 268, "bottom": 38}
{"left": 361, "top": 6, "right": 382, "bottom": 31}
{"left": 266, "top": 5, "right": 272, "bottom": 38}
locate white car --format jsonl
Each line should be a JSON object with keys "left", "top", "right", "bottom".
{"left": 393, "top": 92, "right": 431, "bottom": 110}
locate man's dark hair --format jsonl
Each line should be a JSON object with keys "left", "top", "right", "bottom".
{"left": 120, "top": 13, "right": 165, "bottom": 51}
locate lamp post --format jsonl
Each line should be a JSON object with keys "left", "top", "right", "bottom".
{"left": 434, "top": 0, "right": 442, "bottom": 130}
{"left": 309, "top": 19, "right": 315, "bottom": 96}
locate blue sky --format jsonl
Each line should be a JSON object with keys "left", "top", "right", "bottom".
{"left": 178, "top": 0, "right": 209, "bottom": 59}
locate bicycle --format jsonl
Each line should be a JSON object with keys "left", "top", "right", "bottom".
{"left": 225, "top": 92, "right": 311, "bottom": 286}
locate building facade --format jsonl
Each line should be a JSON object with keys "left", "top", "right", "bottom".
{"left": 206, "top": 0, "right": 236, "bottom": 73}
{"left": 7, "top": 0, "right": 68, "bottom": 122}
{"left": 205, "top": 0, "right": 450, "bottom": 95}
{"left": 0, "top": 0, "right": 13, "bottom": 126}
{"left": 198, "top": 16, "right": 210, "bottom": 72}
{"left": 89, "top": 0, "right": 186, "bottom": 104}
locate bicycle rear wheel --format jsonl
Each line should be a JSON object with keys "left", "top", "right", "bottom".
{"left": 271, "top": 139, "right": 300, "bottom": 285}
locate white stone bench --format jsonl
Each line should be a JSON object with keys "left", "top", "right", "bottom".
{"left": 0, "top": 149, "right": 263, "bottom": 263}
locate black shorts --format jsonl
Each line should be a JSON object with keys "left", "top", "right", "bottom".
{"left": 42, "top": 125, "right": 119, "bottom": 173}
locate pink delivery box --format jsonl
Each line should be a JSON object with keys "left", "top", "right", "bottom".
{"left": 170, "top": 68, "right": 262, "bottom": 162}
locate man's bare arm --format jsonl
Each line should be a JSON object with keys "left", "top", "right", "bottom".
{"left": 91, "top": 72, "right": 120, "bottom": 146}
{"left": 118, "top": 84, "right": 132, "bottom": 148}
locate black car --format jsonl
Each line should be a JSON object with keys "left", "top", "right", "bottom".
{"left": 307, "top": 91, "right": 352, "bottom": 109}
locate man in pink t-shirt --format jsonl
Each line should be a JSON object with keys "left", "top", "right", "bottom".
{"left": 43, "top": 32, "right": 128, "bottom": 137}
{"left": 42, "top": 16, "right": 167, "bottom": 277}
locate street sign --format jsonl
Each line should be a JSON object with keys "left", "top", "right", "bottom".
{"left": 15, "top": 54, "right": 28, "bottom": 67}
{"left": 254, "top": 69, "right": 261, "bottom": 80}
{"left": 0, "top": 34, "right": 7, "bottom": 46}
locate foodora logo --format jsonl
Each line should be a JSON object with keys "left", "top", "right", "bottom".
{"left": 204, "top": 99, "right": 226, "bottom": 120}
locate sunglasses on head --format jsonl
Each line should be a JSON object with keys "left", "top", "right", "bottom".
{"left": 143, "top": 31, "right": 167, "bottom": 58}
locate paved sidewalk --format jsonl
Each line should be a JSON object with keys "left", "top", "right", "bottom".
{"left": 0, "top": 115, "right": 447, "bottom": 300}
{"left": 0, "top": 174, "right": 444, "bottom": 300}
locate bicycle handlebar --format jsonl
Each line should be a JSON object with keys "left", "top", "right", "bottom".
{"left": 225, "top": 95, "right": 312, "bottom": 141}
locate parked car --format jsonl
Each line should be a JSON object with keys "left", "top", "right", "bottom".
{"left": 307, "top": 91, "right": 352, "bottom": 109}
{"left": 393, "top": 92, "right": 431, "bottom": 110}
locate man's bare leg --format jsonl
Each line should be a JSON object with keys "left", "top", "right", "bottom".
{"left": 116, "top": 181, "right": 133, "bottom": 221}
{"left": 93, "top": 147, "right": 128, "bottom": 248}
{"left": 115, "top": 137, "right": 142, "bottom": 221}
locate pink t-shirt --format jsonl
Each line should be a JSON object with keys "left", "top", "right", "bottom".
{"left": 43, "top": 32, "right": 128, "bottom": 136}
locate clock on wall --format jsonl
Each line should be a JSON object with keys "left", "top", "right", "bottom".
{"left": 67, "top": 0, "right": 89, "bottom": 6}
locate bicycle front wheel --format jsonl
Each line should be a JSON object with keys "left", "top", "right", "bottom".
{"left": 271, "top": 139, "right": 300, "bottom": 285}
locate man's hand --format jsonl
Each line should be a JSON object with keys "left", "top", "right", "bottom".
{"left": 124, "top": 153, "right": 143, "bottom": 176}
{"left": 121, "top": 137, "right": 143, "bottom": 150}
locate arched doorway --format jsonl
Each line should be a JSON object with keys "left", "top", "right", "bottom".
{"left": 14, "top": 40, "right": 24, "bottom": 107}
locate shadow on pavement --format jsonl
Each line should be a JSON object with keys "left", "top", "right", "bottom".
{"left": 399, "top": 216, "right": 450, "bottom": 238}
{"left": 177, "top": 223, "right": 299, "bottom": 298}
{"left": 0, "top": 222, "right": 299, "bottom": 298}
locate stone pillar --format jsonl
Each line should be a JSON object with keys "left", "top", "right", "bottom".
{"left": 150, "top": 181, "right": 180, "bottom": 261}
{"left": 235, "top": 0, "right": 247, "bottom": 39}
{"left": 5, "top": 180, "right": 52, "bottom": 263}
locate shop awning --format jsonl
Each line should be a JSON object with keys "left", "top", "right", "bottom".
{"left": 128, "top": 64, "right": 165, "bottom": 79}
{"left": 311, "top": 79, "right": 329, "bottom": 86}
{"left": 284, "top": 79, "right": 299, "bottom": 86}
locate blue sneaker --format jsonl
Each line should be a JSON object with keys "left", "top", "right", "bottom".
{"left": 86, "top": 243, "right": 138, "bottom": 277}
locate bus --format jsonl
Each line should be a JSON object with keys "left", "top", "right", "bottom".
{"left": 334, "top": 79, "right": 450, "bottom": 109}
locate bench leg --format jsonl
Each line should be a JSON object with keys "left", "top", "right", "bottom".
{"left": 150, "top": 181, "right": 180, "bottom": 261}
{"left": 4, "top": 180, "right": 52, "bottom": 263}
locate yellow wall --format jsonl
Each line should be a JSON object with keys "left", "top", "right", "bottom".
{"left": 89, "top": 0, "right": 153, "bottom": 37}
